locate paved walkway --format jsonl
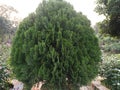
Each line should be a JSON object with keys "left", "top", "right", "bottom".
{"left": 80, "top": 86, "right": 92, "bottom": 90}
{"left": 11, "top": 79, "right": 23, "bottom": 90}
{"left": 80, "top": 76, "right": 110, "bottom": 90}
{"left": 91, "top": 81, "right": 109, "bottom": 90}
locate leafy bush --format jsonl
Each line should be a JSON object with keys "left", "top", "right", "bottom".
{"left": 100, "top": 53, "right": 120, "bottom": 90}
{"left": 99, "top": 35, "right": 120, "bottom": 53}
{"left": 0, "top": 44, "right": 11, "bottom": 90}
{"left": 10, "top": 0, "right": 101, "bottom": 90}
{"left": 104, "top": 43, "right": 120, "bottom": 53}
{"left": 0, "top": 64, "right": 10, "bottom": 90}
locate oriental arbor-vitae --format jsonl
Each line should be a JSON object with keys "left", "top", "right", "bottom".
{"left": 10, "top": 0, "right": 101, "bottom": 90}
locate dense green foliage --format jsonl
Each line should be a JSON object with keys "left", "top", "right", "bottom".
{"left": 0, "top": 61, "right": 9, "bottom": 90}
{"left": 95, "top": 0, "right": 120, "bottom": 37}
{"left": 0, "top": 44, "right": 11, "bottom": 90}
{"left": 100, "top": 53, "right": 120, "bottom": 90}
{"left": 10, "top": 0, "right": 101, "bottom": 89}
{"left": 95, "top": 20, "right": 109, "bottom": 34}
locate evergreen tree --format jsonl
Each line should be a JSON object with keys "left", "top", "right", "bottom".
{"left": 10, "top": 0, "right": 101, "bottom": 90}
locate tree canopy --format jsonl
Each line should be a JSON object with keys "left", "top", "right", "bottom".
{"left": 0, "top": 4, "right": 18, "bottom": 42}
{"left": 0, "top": 4, "right": 17, "bottom": 19}
{"left": 0, "top": 4, "right": 18, "bottom": 90}
{"left": 95, "top": 0, "right": 120, "bottom": 37}
{"left": 10, "top": 0, "right": 101, "bottom": 90}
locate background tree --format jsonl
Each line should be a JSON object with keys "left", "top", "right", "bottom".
{"left": 0, "top": 16, "right": 12, "bottom": 42}
{"left": 96, "top": 21, "right": 120, "bottom": 90}
{"left": 10, "top": 0, "right": 101, "bottom": 90}
{"left": 95, "top": 0, "right": 120, "bottom": 37}
{"left": 0, "top": 4, "right": 17, "bottom": 19}
{"left": 94, "top": 20, "right": 109, "bottom": 34}
{"left": 0, "top": 4, "right": 18, "bottom": 90}
{"left": 95, "top": 1, "right": 120, "bottom": 89}
{"left": 0, "top": 4, "right": 19, "bottom": 43}
{"left": 95, "top": 0, "right": 108, "bottom": 17}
